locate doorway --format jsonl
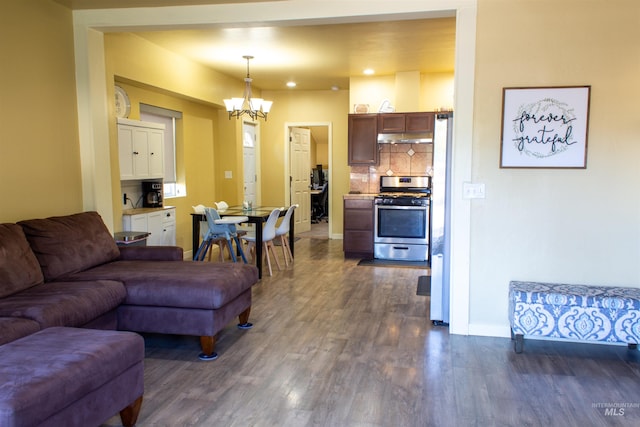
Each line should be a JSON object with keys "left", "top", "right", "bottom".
{"left": 243, "top": 122, "right": 258, "bottom": 206}
{"left": 286, "top": 122, "right": 332, "bottom": 239}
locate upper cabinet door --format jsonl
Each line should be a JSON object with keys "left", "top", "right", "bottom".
{"left": 132, "top": 128, "right": 151, "bottom": 178}
{"left": 147, "top": 129, "right": 165, "bottom": 178}
{"left": 117, "top": 119, "right": 165, "bottom": 180}
{"left": 118, "top": 125, "right": 136, "bottom": 180}
{"left": 348, "top": 114, "right": 378, "bottom": 165}
{"left": 377, "top": 114, "right": 405, "bottom": 133}
{"left": 378, "top": 112, "right": 435, "bottom": 133}
{"left": 405, "top": 112, "right": 434, "bottom": 132}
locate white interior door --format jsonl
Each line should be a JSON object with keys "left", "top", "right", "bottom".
{"left": 243, "top": 123, "right": 257, "bottom": 205}
{"left": 289, "top": 127, "right": 311, "bottom": 232}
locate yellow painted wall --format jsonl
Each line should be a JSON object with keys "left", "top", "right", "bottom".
{"left": 420, "top": 72, "right": 454, "bottom": 111}
{"left": 260, "top": 89, "right": 350, "bottom": 230}
{"left": 215, "top": 114, "right": 245, "bottom": 206}
{"left": 469, "top": 0, "right": 640, "bottom": 333}
{"left": 104, "top": 33, "right": 247, "bottom": 249}
{"left": 108, "top": 82, "right": 224, "bottom": 249}
{"left": 310, "top": 137, "right": 318, "bottom": 169}
{"left": 315, "top": 142, "right": 329, "bottom": 167}
{"left": 349, "top": 76, "right": 396, "bottom": 114}
{"left": 350, "top": 72, "right": 454, "bottom": 114}
{"left": 0, "top": 0, "right": 82, "bottom": 223}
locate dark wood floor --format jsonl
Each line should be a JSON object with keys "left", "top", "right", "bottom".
{"left": 104, "top": 238, "right": 640, "bottom": 427}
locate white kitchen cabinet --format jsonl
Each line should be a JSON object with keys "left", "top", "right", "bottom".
{"left": 122, "top": 213, "right": 147, "bottom": 233}
{"left": 123, "top": 208, "right": 175, "bottom": 246}
{"left": 160, "top": 209, "right": 176, "bottom": 246}
{"left": 146, "top": 211, "right": 164, "bottom": 246}
{"left": 118, "top": 118, "right": 165, "bottom": 180}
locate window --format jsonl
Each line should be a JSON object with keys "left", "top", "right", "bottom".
{"left": 140, "top": 104, "right": 182, "bottom": 198}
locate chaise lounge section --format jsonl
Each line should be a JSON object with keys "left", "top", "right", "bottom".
{"left": 17, "top": 211, "right": 259, "bottom": 359}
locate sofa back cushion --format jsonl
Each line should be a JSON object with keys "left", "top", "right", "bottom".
{"left": 18, "top": 212, "right": 120, "bottom": 281}
{"left": 0, "top": 224, "right": 44, "bottom": 298}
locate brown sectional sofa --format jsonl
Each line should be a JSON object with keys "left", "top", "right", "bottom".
{"left": 0, "top": 211, "right": 259, "bottom": 426}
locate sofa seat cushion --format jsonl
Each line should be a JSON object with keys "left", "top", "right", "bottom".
{"left": 0, "top": 317, "right": 40, "bottom": 346}
{"left": 0, "top": 281, "right": 126, "bottom": 328}
{"left": 0, "top": 327, "right": 143, "bottom": 427}
{"left": 72, "top": 261, "right": 258, "bottom": 310}
{"left": 0, "top": 224, "right": 44, "bottom": 299}
{"left": 18, "top": 212, "right": 120, "bottom": 282}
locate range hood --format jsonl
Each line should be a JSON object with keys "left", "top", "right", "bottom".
{"left": 377, "top": 132, "right": 433, "bottom": 144}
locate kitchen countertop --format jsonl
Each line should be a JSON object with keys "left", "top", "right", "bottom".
{"left": 114, "top": 231, "right": 151, "bottom": 242}
{"left": 122, "top": 206, "right": 175, "bottom": 215}
{"left": 343, "top": 193, "right": 377, "bottom": 200}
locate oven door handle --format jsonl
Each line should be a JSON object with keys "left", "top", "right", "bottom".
{"left": 392, "top": 246, "right": 410, "bottom": 250}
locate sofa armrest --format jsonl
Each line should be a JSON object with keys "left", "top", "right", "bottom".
{"left": 118, "top": 245, "right": 184, "bottom": 261}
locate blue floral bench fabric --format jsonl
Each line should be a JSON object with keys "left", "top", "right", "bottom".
{"left": 508, "top": 281, "right": 640, "bottom": 353}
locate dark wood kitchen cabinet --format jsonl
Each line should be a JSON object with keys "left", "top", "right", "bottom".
{"left": 377, "top": 114, "right": 405, "bottom": 133}
{"left": 348, "top": 114, "right": 378, "bottom": 165}
{"left": 377, "top": 112, "right": 435, "bottom": 133}
{"left": 343, "top": 198, "right": 374, "bottom": 259}
{"left": 406, "top": 112, "right": 434, "bottom": 132}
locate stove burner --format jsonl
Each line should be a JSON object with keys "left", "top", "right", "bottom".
{"left": 376, "top": 175, "right": 431, "bottom": 206}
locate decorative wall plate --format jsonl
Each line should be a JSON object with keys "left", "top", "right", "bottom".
{"left": 115, "top": 85, "right": 131, "bottom": 118}
{"left": 353, "top": 104, "right": 369, "bottom": 114}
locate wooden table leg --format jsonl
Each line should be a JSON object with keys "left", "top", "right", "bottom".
{"left": 255, "top": 219, "right": 263, "bottom": 279}
{"left": 191, "top": 214, "right": 201, "bottom": 260}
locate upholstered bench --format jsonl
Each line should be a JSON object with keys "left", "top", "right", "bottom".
{"left": 0, "top": 327, "right": 144, "bottom": 427}
{"left": 509, "top": 281, "right": 640, "bottom": 353}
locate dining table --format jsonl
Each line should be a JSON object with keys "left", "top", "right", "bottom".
{"left": 190, "top": 206, "right": 295, "bottom": 279}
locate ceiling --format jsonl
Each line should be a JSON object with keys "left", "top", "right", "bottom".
{"left": 53, "top": 1, "right": 456, "bottom": 91}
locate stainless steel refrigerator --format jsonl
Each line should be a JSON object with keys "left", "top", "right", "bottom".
{"left": 430, "top": 112, "right": 453, "bottom": 325}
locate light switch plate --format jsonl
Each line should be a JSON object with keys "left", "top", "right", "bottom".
{"left": 463, "top": 182, "right": 485, "bottom": 199}
{"left": 224, "top": 171, "right": 232, "bottom": 179}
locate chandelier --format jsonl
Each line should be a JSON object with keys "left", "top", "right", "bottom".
{"left": 224, "top": 55, "right": 273, "bottom": 121}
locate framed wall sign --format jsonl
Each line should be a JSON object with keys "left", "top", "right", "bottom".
{"left": 500, "top": 86, "right": 591, "bottom": 168}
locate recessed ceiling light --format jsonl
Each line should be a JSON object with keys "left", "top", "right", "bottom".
{"left": 363, "top": 68, "right": 375, "bottom": 75}
{"left": 286, "top": 81, "right": 297, "bottom": 88}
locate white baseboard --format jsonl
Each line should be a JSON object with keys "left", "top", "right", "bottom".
{"left": 468, "top": 322, "right": 511, "bottom": 338}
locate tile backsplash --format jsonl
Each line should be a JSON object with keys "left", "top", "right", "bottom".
{"left": 349, "top": 143, "right": 433, "bottom": 193}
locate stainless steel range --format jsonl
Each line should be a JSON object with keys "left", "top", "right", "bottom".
{"left": 374, "top": 176, "right": 431, "bottom": 262}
